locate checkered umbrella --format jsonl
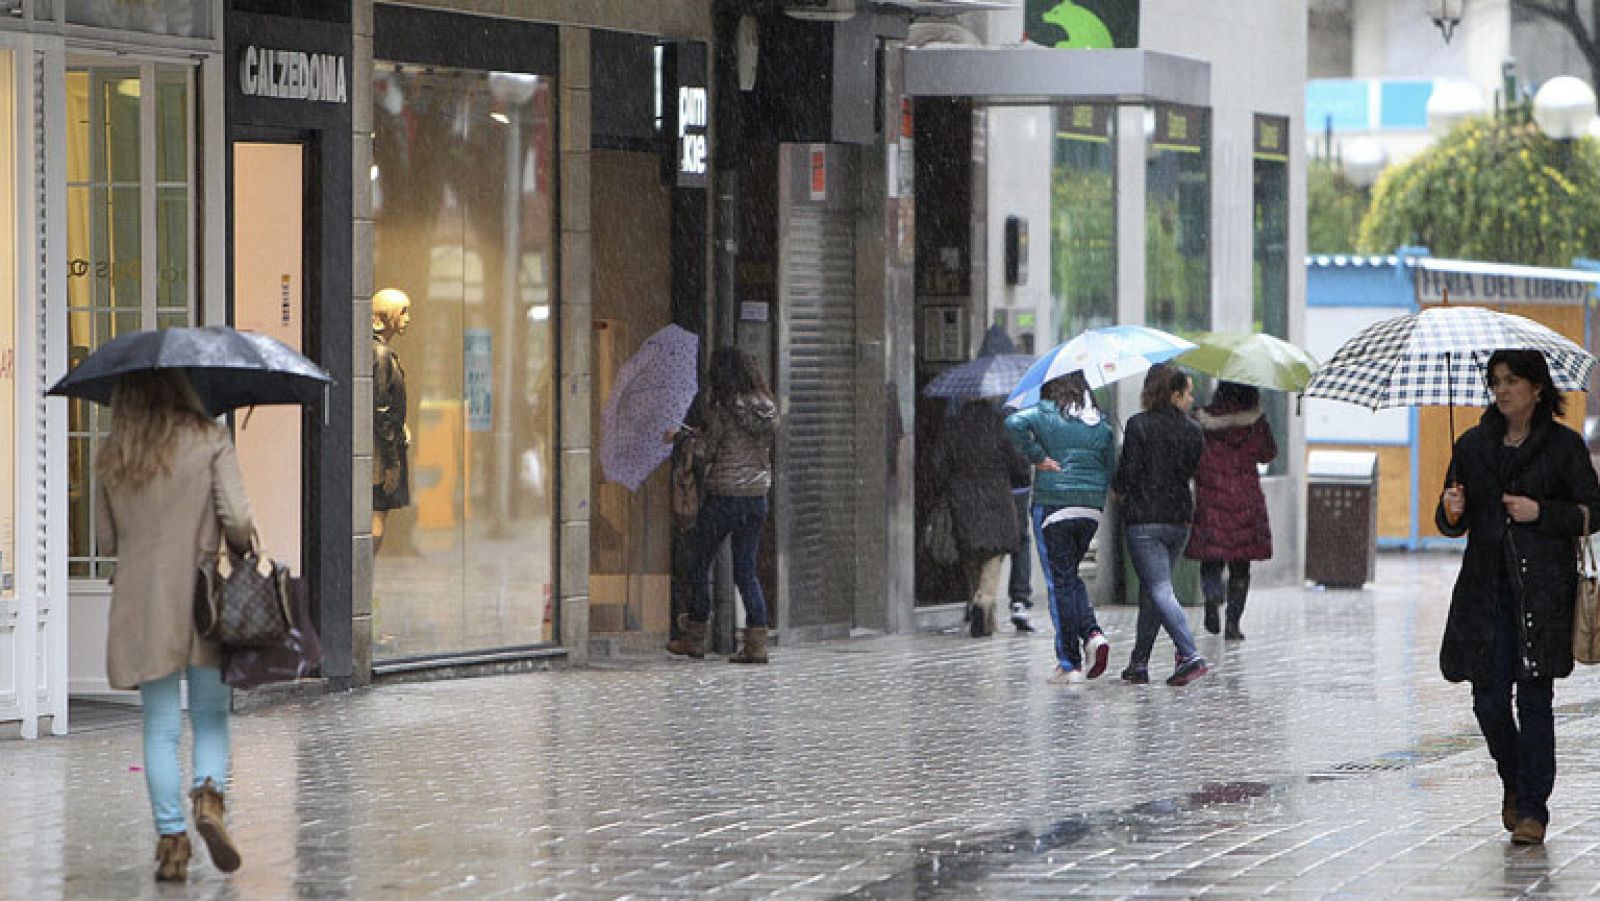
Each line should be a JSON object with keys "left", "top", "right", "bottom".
{"left": 1304, "top": 305, "right": 1595, "bottom": 411}
{"left": 923, "top": 353, "right": 1038, "bottom": 400}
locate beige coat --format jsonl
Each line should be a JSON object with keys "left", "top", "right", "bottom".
{"left": 95, "top": 424, "right": 255, "bottom": 690}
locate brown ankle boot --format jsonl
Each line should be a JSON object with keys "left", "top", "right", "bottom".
{"left": 730, "top": 626, "right": 769, "bottom": 664}
{"left": 155, "top": 832, "right": 190, "bottom": 882}
{"left": 666, "top": 618, "right": 708, "bottom": 658}
{"left": 192, "top": 778, "right": 242, "bottom": 872}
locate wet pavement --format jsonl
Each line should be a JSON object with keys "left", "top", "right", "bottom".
{"left": 7, "top": 552, "right": 1600, "bottom": 899}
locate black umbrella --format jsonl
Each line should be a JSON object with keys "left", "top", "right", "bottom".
{"left": 47, "top": 326, "right": 333, "bottom": 416}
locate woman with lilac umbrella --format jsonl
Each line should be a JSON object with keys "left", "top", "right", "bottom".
{"left": 666, "top": 348, "right": 780, "bottom": 664}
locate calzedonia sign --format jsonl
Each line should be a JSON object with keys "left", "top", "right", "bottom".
{"left": 239, "top": 45, "right": 348, "bottom": 104}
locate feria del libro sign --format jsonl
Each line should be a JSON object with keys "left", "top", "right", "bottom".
{"left": 239, "top": 45, "right": 348, "bottom": 104}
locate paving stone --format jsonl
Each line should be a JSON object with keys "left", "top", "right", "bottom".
{"left": 7, "top": 553, "right": 1600, "bottom": 897}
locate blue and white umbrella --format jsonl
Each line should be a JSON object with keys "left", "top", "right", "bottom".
{"left": 1005, "top": 325, "right": 1196, "bottom": 409}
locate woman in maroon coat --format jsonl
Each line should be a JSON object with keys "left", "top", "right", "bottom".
{"left": 1185, "top": 381, "right": 1277, "bottom": 640}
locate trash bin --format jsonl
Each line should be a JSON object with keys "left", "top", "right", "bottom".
{"left": 1305, "top": 450, "right": 1379, "bottom": 588}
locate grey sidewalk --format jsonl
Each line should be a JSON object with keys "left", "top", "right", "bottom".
{"left": 6, "top": 552, "right": 1600, "bottom": 899}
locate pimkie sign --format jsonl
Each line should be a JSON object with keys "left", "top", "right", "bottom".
{"left": 659, "top": 41, "right": 709, "bottom": 189}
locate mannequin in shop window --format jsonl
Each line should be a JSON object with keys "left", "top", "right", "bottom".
{"left": 372, "top": 288, "right": 412, "bottom": 552}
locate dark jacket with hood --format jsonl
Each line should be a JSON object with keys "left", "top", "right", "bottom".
{"left": 1112, "top": 406, "right": 1204, "bottom": 526}
{"left": 934, "top": 402, "right": 1032, "bottom": 557}
{"left": 1186, "top": 402, "right": 1277, "bottom": 561}
{"left": 1434, "top": 412, "right": 1600, "bottom": 683}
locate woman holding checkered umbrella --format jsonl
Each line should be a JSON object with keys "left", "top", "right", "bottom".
{"left": 1309, "top": 308, "right": 1600, "bottom": 846}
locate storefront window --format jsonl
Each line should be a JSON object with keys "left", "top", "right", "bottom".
{"left": 1144, "top": 104, "right": 1210, "bottom": 337}
{"left": 371, "top": 64, "right": 558, "bottom": 658}
{"left": 65, "top": 63, "right": 195, "bottom": 579}
{"left": 64, "top": 0, "right": 212, "bottom": 38}
{"left": 1051, "top": 104, "right": 1116, "bottom": 343}
{"left": 1254, "top": 114, "right": 1290, "bottom": 475}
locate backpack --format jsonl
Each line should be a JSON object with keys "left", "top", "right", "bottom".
{"left": 670, "top": 430, "right": 708, "bottom": 533}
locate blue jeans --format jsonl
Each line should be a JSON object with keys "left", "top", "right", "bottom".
{"left": 687, "top": 494, "right": 769, "bottom": 627}
{"left": 1126, "top": 523, "right": 1200, "bottom": 666}
{"left": 1473, "top": 602, "right": 1556, "bottom": 825}
{"left": 1008, "top": 492, "right": 1033, "bottom": 606}
{"left": 139, "top": 666, "right": 230, "bottom": 835}
{"left": 1035, "top": 507, "right": 1102, "bottom": 670}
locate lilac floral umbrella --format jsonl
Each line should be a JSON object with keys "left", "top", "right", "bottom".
{"left": 600, "top": 324, "right": 700, "bottom": 491}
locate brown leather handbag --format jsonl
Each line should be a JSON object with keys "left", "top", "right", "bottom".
{"left": 1576, "top": 508, "right": 1600, "bottom": 666}
{"left": 195, "top": 536, "right": 292, "bottom": 648}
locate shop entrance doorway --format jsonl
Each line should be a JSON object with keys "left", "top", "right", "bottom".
{"left": 590, "top": 150, "right": 673, "bottom": 644}
{"left": 231, "top": 142, "right": 305, "bottom": 572}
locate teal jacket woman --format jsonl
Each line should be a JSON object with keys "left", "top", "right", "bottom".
{"left": 1005, "top": 374, "right": 1116, "bottom": 682}
{"left": 1005, "top": 400, "right": 1114, "bottom": 508}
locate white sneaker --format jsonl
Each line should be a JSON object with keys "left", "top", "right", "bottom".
{"left": 1084, "top": 632, "right": 1110, "bottom": 679}
{"left": 1048, "top": 665, "right": 1085, "bottom": 684}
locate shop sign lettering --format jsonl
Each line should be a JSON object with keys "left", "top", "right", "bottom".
{"left": 1416, "top": 268, "right": 1596, "bottom": 304}
{"left": 678, "top": 86, "right": 709, "bottom": 178}
{"left": 239, "top": 45, "right": 348, "bottom": 104}
{"left": 0, "top": 346, "right": 12, "bottom": 381}
{"left": 68, "top": 258, "right": 184, "bottom": 284}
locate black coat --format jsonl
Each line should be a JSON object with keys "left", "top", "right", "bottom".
{"left": 1112, "top": 407, "right": 1204, "bottom": 525}
{"left": 1434, "top": 415, "right": 1600, "bottom": 683}
{"left": 933, "top": 403, "right": 1032, "bottom": 558}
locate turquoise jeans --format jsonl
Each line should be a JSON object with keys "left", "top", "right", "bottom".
{"left": 139, "top": 666, "right": 230, "bottom": 835}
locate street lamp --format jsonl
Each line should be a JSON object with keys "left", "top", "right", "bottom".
{"left": 1532, "top": 76, "right": 1598, "bottom": 140}
{"left": 1426, "top": 81, "right": 1486, "bottom": 137}
{"left": 1342, "top": 137, "right": 1388, "bottom": 188}
{"left": 1425, "top": 0, "right": 1464, "bottom": 43}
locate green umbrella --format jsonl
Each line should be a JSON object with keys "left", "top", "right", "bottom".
{"left": 1177, "top": 331, "right": 1319, "bottom": 392}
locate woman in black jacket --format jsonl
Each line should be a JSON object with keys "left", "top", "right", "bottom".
{"left": 1436, "top": 349, "right": 1600, "bottom": 845}
{"left": 1113, "top": 364, "right": 1208, "bottom": 686}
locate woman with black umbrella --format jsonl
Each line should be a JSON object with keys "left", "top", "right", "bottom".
{"left": 94, "top": 370, "right": 256, "bottom": 880}
{"left": 1437, "top": 349, "right": 1600, "bottom": 845}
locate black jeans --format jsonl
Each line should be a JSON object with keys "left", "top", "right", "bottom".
{"left": 1199, "top": 559, "right": 1251, "bottom": 623}
{"left": 1008, "top": 492, "right": 1033, "bottom": 606}
{"left": 1472, "top": 604, "right": 1556, "bottom": 825}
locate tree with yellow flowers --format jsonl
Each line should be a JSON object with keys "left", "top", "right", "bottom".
{"left": 1358, "top": 115, "right": 1600, "bottom": 267}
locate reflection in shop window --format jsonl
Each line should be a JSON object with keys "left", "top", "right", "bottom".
{"left": 1145, "top": 104, "right": 1211, "bottom": 338}
{"left": 1254, "top": 114, "right": 1290, "bottom": 475}
{"left": 64, "top": 64, "right": 195, "bottom": 580}
{"left": 370, "top": 64, "right": 558, "bottom": 659}
{"left": 1051, "top": 103, "right": 1116, "bottom": 343}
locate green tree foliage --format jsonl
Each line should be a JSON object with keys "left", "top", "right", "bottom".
{"left": 1307, "top": 159, "right": 1366, "bottom": 253}
{"left": 1358, "top": 116, "right": 1600, "bottom": 266}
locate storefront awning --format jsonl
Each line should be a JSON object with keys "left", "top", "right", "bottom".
{"left": 901, "top": 47, "right": 1209, "bottom": 107}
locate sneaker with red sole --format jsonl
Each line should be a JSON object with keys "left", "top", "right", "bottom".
{"left": 1167, "top": 654, "right": 1208, "bottom": 686}
{"left": 1084, "top": 632, "right": 1110, "bottom": 679}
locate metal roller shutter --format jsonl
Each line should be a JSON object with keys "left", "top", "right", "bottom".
{"left": 781, "top": 204, "right": 856, "bottom": 630}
